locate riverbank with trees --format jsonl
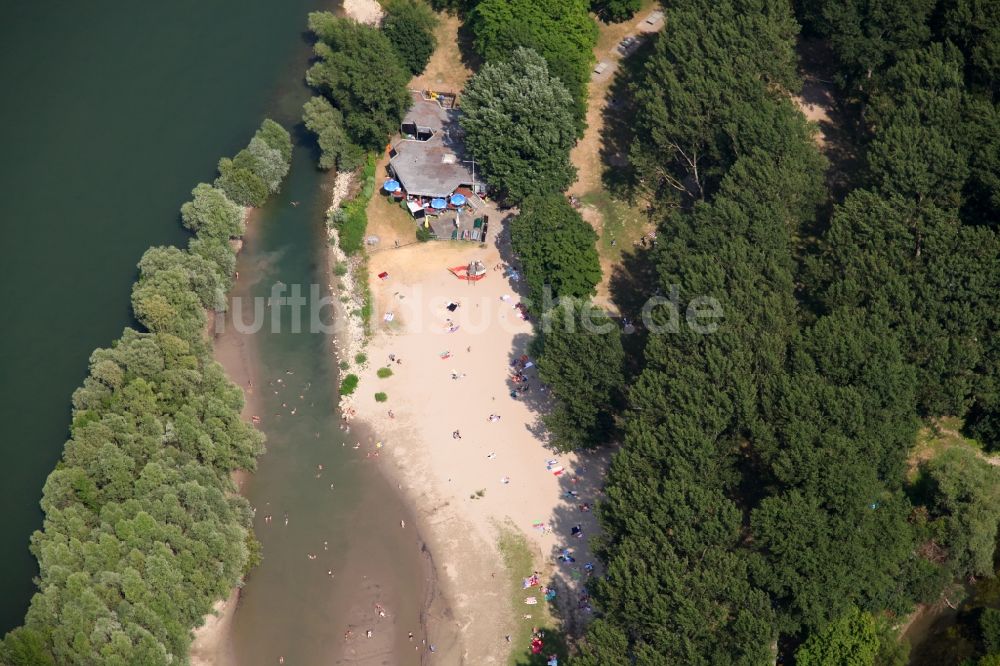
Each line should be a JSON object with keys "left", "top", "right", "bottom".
{"left": 0, "top": 122, "right": 291, "bottom": 665}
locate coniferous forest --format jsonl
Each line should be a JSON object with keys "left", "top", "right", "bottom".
{"left": 422, "top": 0, "right": 1000, "bottom": 661}
{"left": 565, "top": 0, "right": 1000, "bottom": 663}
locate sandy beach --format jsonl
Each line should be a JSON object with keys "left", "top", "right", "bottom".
{"left": 346, "top": 228, "right": 608, "bottom": 662}
{"left": 343, "top": 0, "right": 384, "bottom": 26}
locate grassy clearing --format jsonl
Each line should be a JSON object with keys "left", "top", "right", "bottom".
{"left": 908, "top": 417, "right": 985, "bottom": 482}
{"left": 580, "top": 189, "right": 649, "bottom": 264}
{"left": 497, "top": 525, "right": 568, "bottom": 666}
{"left": 367, "top": 183, "right": 419, "bottom": 247}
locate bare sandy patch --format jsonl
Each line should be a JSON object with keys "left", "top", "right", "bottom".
{"left": 410, "top": 13, "right": 474, "bottom": 94}
{"left": 343, "top": 229, "right": 610, "bottom": 662}
{"left": 343, "top": 0, "right": 384, "bottom": 25}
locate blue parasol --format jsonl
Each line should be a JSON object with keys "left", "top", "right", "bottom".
{"left": 431, "top": 198, "right": 448, "bottom": 209}
{"left": 383, "top": 179, "right": 400, "bottom": 193}
{"left": 449, "top": 193, "right": 467, "bottom": 206}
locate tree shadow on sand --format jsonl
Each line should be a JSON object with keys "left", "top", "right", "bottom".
{"left": 599, "top": 36, "right": 658, "bottom": 201}
{"left": 492, "top": 215, "right": 623, "bottom": 657}
{"left": 608, "top": 244, "right": 659, "bottom": 377}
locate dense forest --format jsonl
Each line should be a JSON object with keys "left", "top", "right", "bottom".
{"left": 0, "top": 121, "right": 291, "bottom": 665}
{"left": 432, "top": 0, "right": 1000, "bottom": 663}
{"left": 571, "top": 0, "right": 1000, "bottom": 663}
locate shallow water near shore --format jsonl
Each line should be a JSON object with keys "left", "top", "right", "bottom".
{"left": 220, "top": 156, "right": 433, "bottom": 665}
{"left": 218, "top": 37, "right": 438, "bottom": 665}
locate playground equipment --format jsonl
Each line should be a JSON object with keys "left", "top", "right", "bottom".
{"left": 448, "top": 260, "right": 487, "bottom": 281}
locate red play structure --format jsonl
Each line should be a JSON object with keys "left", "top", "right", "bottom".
{"left": 448, "top": 260, "right": 487, "bottom": 281}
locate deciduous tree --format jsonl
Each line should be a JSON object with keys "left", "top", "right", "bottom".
{"left": 460, "top": 48, "right": 578, "bottom": 202}
{"left": 306, "top": 13, "right": 412, "bottom": 150}
{"left": 469, "top": 0, "right": 596, "bottom": 127}
{"left": 509, "top": 193, "right": 601, "bottom": 310}
{"left": 382, "top": 0, "right": 438, "bottom": 75}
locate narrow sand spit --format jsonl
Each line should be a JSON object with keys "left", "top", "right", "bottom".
{"left": 190, "top": 211, "right": 260, "bottom": 666}
{"left": 343, "top": 0, "right": 384, "bottom": 25}
{"left": 189, "top": 590, "right": 239, "bottom": 666}
{"left": 349, "top": 233, "right": 609, "bottom": 662}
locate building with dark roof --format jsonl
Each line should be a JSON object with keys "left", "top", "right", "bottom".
{"left": 388, "top": 92, "right": 481, "bottom": 199}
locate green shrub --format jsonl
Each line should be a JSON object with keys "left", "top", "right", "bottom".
{"left": 339, "top": 360, "right": 350, "bottom": 370}
{"left": 355, "top": 353, "right": 367, "bottom": 364}
{"left": 333, "top": 153, "right": 378, "bottom": 256}
{"left": 359, "top": 262, "right": 373, "bottom": 332}
{"left": 340, "top": 374, "right": 359, "bottom": 395}
{"left": 377, "top": 367, "right": 393, "bottom": 378}
{"left": 333, "top": 263, "right": 348, "bottom": 276}
{"left": 416, "top": 225, "right": 432, "bottom": 242}
{"left": 338, "top": 201, "right": 368, "bottom": 255}
{"left": 374, "top": 392, "right": 388, "bottom": 402}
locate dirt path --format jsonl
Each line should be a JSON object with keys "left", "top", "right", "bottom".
{"left": 791, "top": 38, "right": 864, "bottom": 200}
{"left": 568, "top": 4, "right": 662, "bottom": 198}
{"left": 565, "top": 5, "right": 664, "bottom": 311}
{"left": 409, "top": 14, "right": 473, "bottom": 94}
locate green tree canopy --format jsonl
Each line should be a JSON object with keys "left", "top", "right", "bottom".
{"left": 938, "top": 0, "right": 1000, "bottom": 94}
{"left": 255, "top": 117, "right": 293, "bottom": 164}
{"left": 509, "top": 193, "right": 601, "bottom": 311}
{"left": 630, "top": 0, "right": 803, "bottom": 204}
{"left": 534, "top": 302, "right": 624, "bottom": 451}
{"left": 382, "top": 0, "right": 438, "bottom": 75}
{"left": 180, "top": 183, "right": 245, "bottom": 240}
{"left": 1, "top": 119, "right": 282, "bottom": 666}
{"left": 590, "top": 0, "right": 640, "bottom": 23}
{"left": 923, "top": 446, "right": 1000, "bottom": 577}
{"left": 460, "top": 47, "right": 578, "bottom": 202}
{"left": 468, "top": 0, "right": 596, "bottom": 127}
{"left": 302, "top": 96, "right": 365, "bottom": 171}
{"left": 807, "top": 0, "right": 936, "bottom": 93}
{"left": 306, "top": 13, "right": 412, "bottom": 150}
{"left": 214, "top": 120, "right": 291, "bottom": 206}
{"left": 795, "top": 607, "right": 879, "bottom": 666}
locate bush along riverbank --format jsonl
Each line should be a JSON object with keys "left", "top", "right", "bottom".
{"left": 301, "top": 10, "right": 413, "bottom": 410}
{"left": 0, "top": 120, "right": 292, "bottom": 666}
{"left": 324, "top": 155, "right": 376, "bottom": 413}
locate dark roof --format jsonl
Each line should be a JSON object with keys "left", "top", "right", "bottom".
{"left": 402, "top": 95, "right": 454, "bottom": 134}
{"left": 389, "top": 93, "right": 475, "bottom": 198}
{"left": 390, "top": 139, "right": 474, "bottom": 199}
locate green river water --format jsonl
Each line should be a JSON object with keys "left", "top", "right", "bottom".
{"left": 0, "top": 2, "right": 435, "bottom": 662}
